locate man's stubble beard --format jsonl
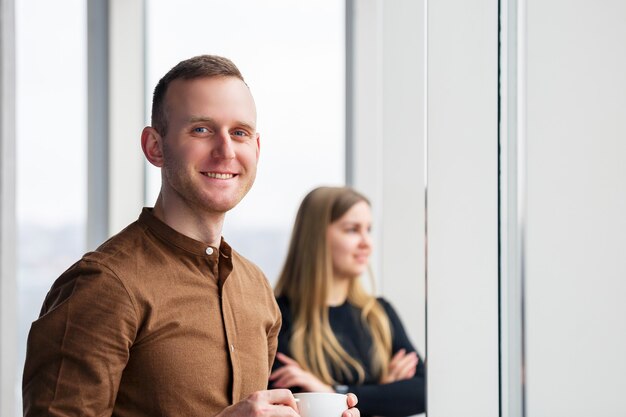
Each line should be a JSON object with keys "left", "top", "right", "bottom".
{"left": 161, "top": 143, "right": 256, "bottom": 215}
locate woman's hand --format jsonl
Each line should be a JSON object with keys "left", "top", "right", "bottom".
{"left": 269, "top": 353, "right": 334, "bottom": 393}
{"left": 379, "top": 349, "right": 418, "bottom": 384}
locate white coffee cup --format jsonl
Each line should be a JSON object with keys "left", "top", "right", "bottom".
{"left": 294, "top": 392, "right": 348, "bottom": 417}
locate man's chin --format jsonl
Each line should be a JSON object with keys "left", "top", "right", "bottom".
{"left": 196, "top": 185, "right": 253, "bottom": 214}
{"left": 200, "top": 197, "right": 244, "bottom": 214}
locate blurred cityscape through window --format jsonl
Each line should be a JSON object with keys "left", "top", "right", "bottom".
{"left": 15, "top": 0, "right": 88, "bottom": 410}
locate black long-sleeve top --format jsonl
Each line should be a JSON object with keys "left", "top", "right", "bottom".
{"left": 271, "top": 296, "right": 426, "bottom": 417}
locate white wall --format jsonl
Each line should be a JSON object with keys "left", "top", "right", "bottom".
{"left": 524, "top": 0, "right": 626, "bottom": 415}
{"left": 426, "top": 1, "right": 626, "bottom": 415}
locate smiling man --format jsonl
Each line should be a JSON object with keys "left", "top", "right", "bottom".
{"left": 22, "top": 55, "right": 360, "bottom": 417}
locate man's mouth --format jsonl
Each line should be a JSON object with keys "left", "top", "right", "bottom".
{"left": 202, "top": 172, "right": 235, "bottom": 179}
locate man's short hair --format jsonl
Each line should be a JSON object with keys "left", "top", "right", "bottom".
{"left": 151, "top": 55, "right": 245, "bottom": 136}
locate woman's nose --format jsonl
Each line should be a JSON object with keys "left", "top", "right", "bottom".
{"left": 359, "top": 231, "right": 372, "bottom": 247}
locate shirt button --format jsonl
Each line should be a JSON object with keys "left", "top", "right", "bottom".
{"left": 205, "top": 247, "right": 214, "bottom": 255}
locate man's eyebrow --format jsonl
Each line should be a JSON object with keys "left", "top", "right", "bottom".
{"left": 188, "top": 116, "right": 256, "bottom": 132}
{"left": 188, "top": 116, "right": 215, "bottom": 124}
{"left": 236, "top": 121, "right": 257, "bottom": 132}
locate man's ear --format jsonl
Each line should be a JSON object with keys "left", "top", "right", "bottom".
{"left": 141, "top": 127, "right": 164, "bottom": 167}
{"left": 255, "top": 132, "right": 261, "bottom": 161}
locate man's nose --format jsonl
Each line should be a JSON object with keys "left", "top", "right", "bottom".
{"left": 211, "top": 129, "right": 236, "bottom": 159}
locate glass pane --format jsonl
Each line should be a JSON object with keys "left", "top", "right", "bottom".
{"left": 15, "top": 0, "right": 87, "bottom": 413}
{"left": 145, "top": 0, "right": 345, "bottom": 283}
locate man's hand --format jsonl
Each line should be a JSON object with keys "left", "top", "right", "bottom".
{"left": 344, "top": 393, "right": 360, "bottom": 417}
{"left": 216, "top": 389, "right": 299, "bottom": 417}
{"left": 215, "top": 389, "right": 359, "bottom": 417}
{"left": 269, "top": 353, "right": 334, "bottom": 393}
{"left": 379, "top": 349, "right": 418, "bottom": 384}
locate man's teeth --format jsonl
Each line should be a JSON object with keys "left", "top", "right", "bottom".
{"left": 204, "top": 172, "right": 234, "bottom": 179}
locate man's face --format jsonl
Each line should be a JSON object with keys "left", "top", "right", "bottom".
{"left": 159, "top": 76, "right": 260, "bottom": 215}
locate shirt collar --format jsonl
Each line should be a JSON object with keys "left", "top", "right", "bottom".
{"left": 138, "top": 207, "right": 232, "bottom": 259}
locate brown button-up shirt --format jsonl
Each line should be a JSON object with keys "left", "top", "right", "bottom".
{"left": 23, "top": 208, "right": 281, "bottom": 416}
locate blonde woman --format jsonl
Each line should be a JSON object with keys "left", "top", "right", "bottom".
{"left": 269, "top": 187, "right": 425, "bottom": 417}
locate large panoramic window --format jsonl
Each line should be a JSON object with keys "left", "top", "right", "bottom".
{"left": 14, "top": 0, "right": 87, "bottom": 413}
{"left": 145, "top": 0, "right": 346, "bottom": 282}
{"left": 8, "top": 1, "right": 343, "bottom": 413}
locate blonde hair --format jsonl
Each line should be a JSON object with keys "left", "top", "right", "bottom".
{"left": 274, "top": 186, "right": 392, "bottom": 385}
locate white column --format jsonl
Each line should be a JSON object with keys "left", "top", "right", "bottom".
{"left": 349, "top": 0, "right": 385, "bottom": 282}
{"left": 0, "top": 0, "right": 17, "bottom": 414}
{"left": 348, "top": 0, "right": 427, "bottom": 355}
{"left": 379, "top": 0, "right": 427, "bottom": 358}
{"left": 426, "top": 0, "right": 500, "bottom": 415}
{"left": 87, "top": 0, "right": 110, "bottom": 249}
{"left": 108, "top": 0, "right": 146, "bottom": 236}
{"left": 500, "top": 0, "right": 526, "bottom": 415}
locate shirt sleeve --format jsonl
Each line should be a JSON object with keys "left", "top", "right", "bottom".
{"left": 269, "top": 297, "right": 292, "bottom": 376}
{"left": 267, "top": 295, "right": 283, "bottom": 373}
{"left": 345, "top": 298, "right": 426, "bottom": 417}
{"left": 22, "top": 259, "right": 138, "bottom": 417}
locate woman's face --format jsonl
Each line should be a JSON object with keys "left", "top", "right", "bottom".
{"left": 327, "top": 200, "right": 373, "bottom": 280}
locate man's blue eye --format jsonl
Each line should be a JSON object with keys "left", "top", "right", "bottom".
{"left": 232, "top": 130, "right": 248, "bottom": 137}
